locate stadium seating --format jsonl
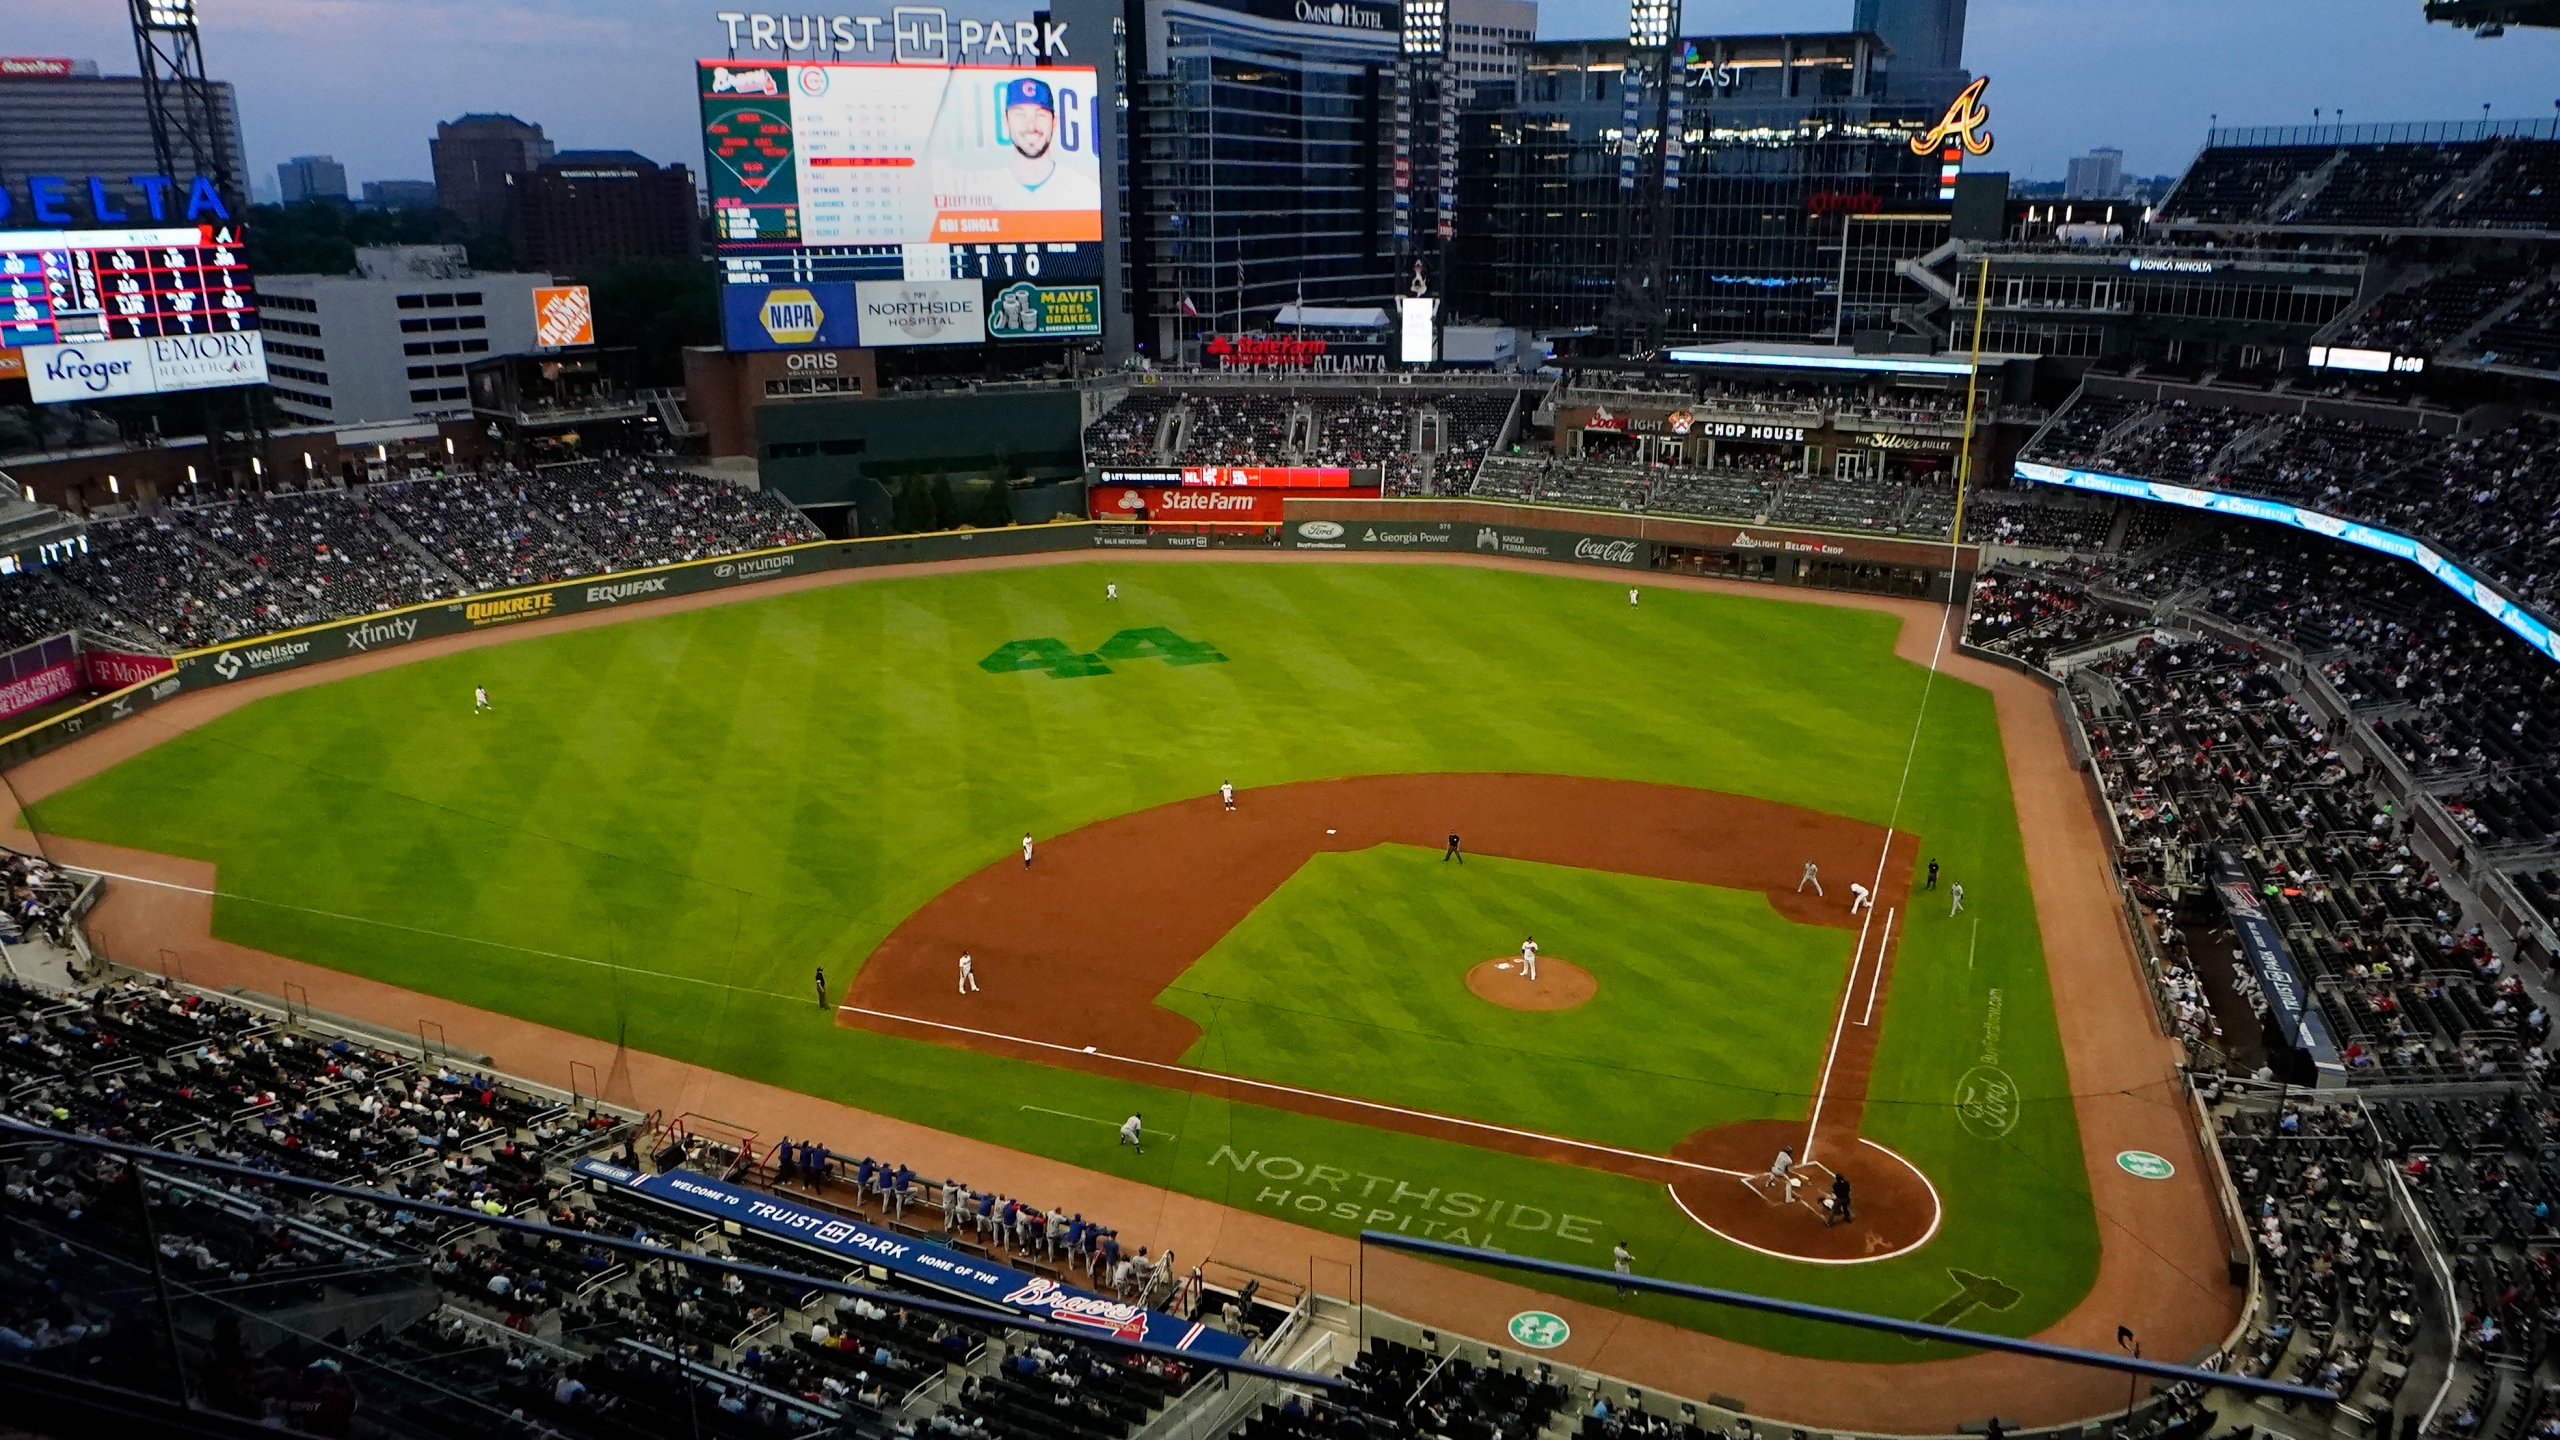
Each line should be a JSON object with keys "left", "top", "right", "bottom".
{"left": 2022, "top": 386, "right": 2560, "bottom": 628}
{"left": 0, "top": 463, "right": 822, "bottom": 652}
{"left": 0, "top": 971, "right": 1241, "bottom": 1439}
{"left": 2158, "top": 138, "right": 2560, "bottom": 232}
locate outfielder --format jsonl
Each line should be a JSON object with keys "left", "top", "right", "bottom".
{"left": 958, "top": 952, "right": 980, "bottom": 994}
{"left": 1107, "top": 582, "right": 1119, "bottom": 601}
{"left": 1848, "top": 881, "right": 1872, "bottom": 915}
{"left": 1950, "top": 881, "right": 1966, "bottom": 916}
{"left": 1520, "top": 935, "right": 1539, "bottom": 981}
{"left": 1022, "top": 833, "right": 1035, "bottom": 868}
{"left": 1628, "top": 587, "right": 1640, "bottom": 607}
{"left": 473, "top": 685, "right": 493, "bottom": 714}
{"left": 1220, "top": 781, "right": 1235, "bottom": 811}
{"left": 1798, "top": 861, "right": 1822, "bottom": 895}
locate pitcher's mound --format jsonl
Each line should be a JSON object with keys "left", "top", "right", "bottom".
{"left": 1466, "top": 957, "right": 1596, "bottom": 1011}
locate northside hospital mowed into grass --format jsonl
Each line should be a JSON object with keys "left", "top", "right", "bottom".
{"left": 20, "top": 559, "right": 2097, "bottom": 1360}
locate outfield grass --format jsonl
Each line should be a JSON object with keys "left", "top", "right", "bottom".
{"left": 1161, "top": 845, "right": 1849, "bottom": 1149}
{"left": 25, "top": 560, "right": 2096, "bottom": 1360}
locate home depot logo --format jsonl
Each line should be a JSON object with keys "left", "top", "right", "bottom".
{"left": 534, "top": 285, "right": 594, "bottom": 348}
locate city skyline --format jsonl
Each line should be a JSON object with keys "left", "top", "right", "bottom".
{"left": 14, "top": 0, "right": 2560, "bottom": 201}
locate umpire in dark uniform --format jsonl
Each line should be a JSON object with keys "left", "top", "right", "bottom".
{"left": 1444, "top": 833, "right": 1463, "bottom": 864}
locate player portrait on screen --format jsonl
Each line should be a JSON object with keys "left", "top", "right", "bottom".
{"left": 929, "top": 75, "right": 1102, "bottom": 224}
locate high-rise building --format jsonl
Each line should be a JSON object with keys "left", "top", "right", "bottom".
{"left": 0, "top": 61, "right": 249, "bottom": 203}
{"left": 1449, "top": 0, "right": 1536, "bottom": 102}
{"left": 430, "top": 113, "right": 553, "bottom": 232}
{"left": 504, "top": 150, "right": 699, "bottom": 274}
{"left": 361, "top": 179, "right": 440, "bottom": 211}
{"left": 277, "top": 154, "right": 349, "bottom": 205}
{"left": 1125, "top": 0, "right": 1404, "bottom": 361}
{"left": 1851, "top": 0, "right": 1970, "bottom": 107}
{"left": 1452, "top": 29, "right": 1950, "bottom": 349}
{"left": 2065, "top": 147, "right": 2125, "bottom": 200}
{"left": 255, "top": 245, "right": 554, "bottom": 425}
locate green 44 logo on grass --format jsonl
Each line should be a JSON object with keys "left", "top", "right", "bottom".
{"left": 978, "top": 627, "right": 1227, "bottom": 679}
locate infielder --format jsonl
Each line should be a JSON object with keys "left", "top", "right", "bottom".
{"left": 1118, "top": 1113, "right": 1144, "bottom": 1153}
{"left": 958, "top": 951, "right": 980, "bottom": 994}
{"left": 1519, "top": 935, "right": 1539, "bottom": 981}
{"left": 1848, "top": 881, "right": 1872, "bottom": 915}
{"left": 1022, "top": 833, "right": 1035, "bottom": 868}
{"left": 473, "top": 685, "right": 493, "bottom": 714}
{"left": 1950, "top": 881, "right": 1966, "bottom": 916}
{"left": 1220, "top": 781, "right": 1235, "bottom": 811}
{"left": 1798, "top": 861, "right": 1822, "bottom": 895}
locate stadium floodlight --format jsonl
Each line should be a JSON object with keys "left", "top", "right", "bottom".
{"left": 142, "top": 0, "right": 196, "bottom": 26}
{"left": 1402, "top": 0, "right": 1446, "bottom": 57}
{"left": 1629, "top": 0, "right": 1674, "bottom": 51}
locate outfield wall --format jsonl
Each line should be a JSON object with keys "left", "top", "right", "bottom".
{"left": 0, "top": 504, "right": 1972, "bottom": 775}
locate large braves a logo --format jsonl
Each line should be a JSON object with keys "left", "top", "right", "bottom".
{"left": 1001, "top": 1277, "right": 1151, "bottom": 1340}
{"left": 1909, "top": 76, "right": 1993, "bottom": 157}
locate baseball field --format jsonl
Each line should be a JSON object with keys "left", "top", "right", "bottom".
{"left": 21, "top": 558, "right": 2102, "bottom": 1363}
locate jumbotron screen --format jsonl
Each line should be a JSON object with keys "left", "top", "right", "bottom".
{"left": 701, "top": 59, "right": 1106, "bottom": 350}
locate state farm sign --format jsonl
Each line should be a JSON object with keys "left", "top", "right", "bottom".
{"left": 1089, "top": 484, "right": 1285, "bottom": 524}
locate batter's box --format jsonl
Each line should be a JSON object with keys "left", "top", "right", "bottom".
{"left": 1742, "top": 1159, "right": 1837, "bottom": 1214}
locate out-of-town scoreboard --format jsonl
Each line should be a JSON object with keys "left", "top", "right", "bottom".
{"left": 0, "top": 171, "right": 266, "bottom": 402}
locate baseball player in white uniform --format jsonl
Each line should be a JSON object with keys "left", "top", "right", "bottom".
{"left": 1848, "top": 881, "right": 1872, "bottom": 915}
{"left": 1769, "top": 1148, "right": 1795, "bottom": 1195}
{"left": 1950, "top": 881, "right": 1966, "bottom": 916}
{"left": 1220, "top": 781, "right": 1235, "bottom": 811}
{"left": 1519, "top": 936, "right": 1539, "bottom": 981}
{"left": 1118, "top": 1113, "right": 1143, "bottom": 1153}
{"left": 958, "top": 952, "right": 979, "bottom": 994}
{"left": 1107, "top": 582, "right": 1119, "bottom": 600}
{"left": 1022, "top": 833, "right": 1035, "bottom": 868}
{"left": 1628, "top": 587, "right": 1640, "bottom": 607}
{"left": 1798, "top": 862, "right": 1822, "bottom": 895}
{"left": 473, "top": 685, "right": 493, "bottom": 714}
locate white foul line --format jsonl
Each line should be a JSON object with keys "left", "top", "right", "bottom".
{"left": 1858, "top": 908, "right": 1896, "bottom": 1029}
{"left": 846, "top": 1004, "right": 1756, "bottom": 1180}
{"left": 1966, "top": 916, "right": 1980, "bottom": 971}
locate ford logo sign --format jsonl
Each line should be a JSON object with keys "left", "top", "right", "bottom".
{"left": 1298, "top": 521, "right": 1345, "bottom": 540}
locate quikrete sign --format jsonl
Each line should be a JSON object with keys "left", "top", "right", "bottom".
{"left": 0, "top": 173, "right": 232, "bottom": 226}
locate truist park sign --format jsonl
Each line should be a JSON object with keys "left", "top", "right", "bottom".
{"left": 714, "top": 7, "right": 1070, "bottom": 62}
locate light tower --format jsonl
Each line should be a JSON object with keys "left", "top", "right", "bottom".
{"left": 1399, "top": 0, "right": 1452, "bottom": 286}
{"left": 130, "top": 0, "right": 240, "bottom": 211}
{"left": 130, "top": 0, "right": 263, "bottom": 491}
{"left": 1605, "top": 0, "right": 1679, "bottom": 355}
